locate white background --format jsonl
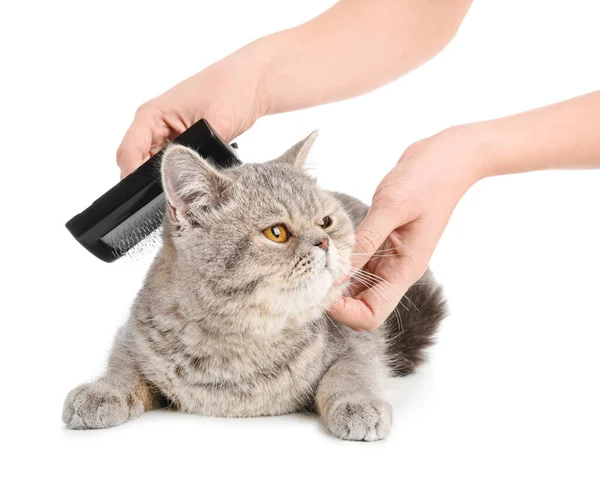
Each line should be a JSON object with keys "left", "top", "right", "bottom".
{"left": 2, "top": 1, "right": 599, "bottom": 491}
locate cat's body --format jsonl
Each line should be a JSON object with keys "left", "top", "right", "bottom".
{"left": 64, "top": 134, "right": 445, "bottom": 440}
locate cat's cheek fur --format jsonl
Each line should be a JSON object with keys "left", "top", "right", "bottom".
{"left": 285, "top": 240, "right": 349, "bottom": 313}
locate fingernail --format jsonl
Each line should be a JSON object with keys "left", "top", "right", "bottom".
{"left": 333, "top": 274, "right": 350, "bottom": 286}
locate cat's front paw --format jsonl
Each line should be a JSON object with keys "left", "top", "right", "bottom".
{"left": 62, "top": 381, "right": 132, "bottom": 430}
{"left": 324, "top": 397, "right": 392, "bottom": 441}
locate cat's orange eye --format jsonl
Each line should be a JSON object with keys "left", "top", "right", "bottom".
{"left": 263, "top": 224, "right": 289, "bottom": 243}
{"left": 319, "top": 216, "right": 332, "bottom": 229}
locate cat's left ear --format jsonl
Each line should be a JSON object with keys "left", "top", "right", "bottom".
{"left": 275, "top": 131, "right": 319, "bottom": 171}
{"left": 161, "top": 144, "right": 232, "bottom": 224}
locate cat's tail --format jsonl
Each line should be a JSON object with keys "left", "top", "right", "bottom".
{"left": 384, "top": 269, "right": 447, "bottom": 377}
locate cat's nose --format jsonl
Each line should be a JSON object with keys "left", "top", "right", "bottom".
{"left": 315, "top": 237, "right": 329, "bottom": 252}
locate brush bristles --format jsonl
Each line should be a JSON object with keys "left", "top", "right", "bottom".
{"left": 107, "top": 199, "right": 165, "bottom": 261}
{"left": 123, "top": 226, "right": 164, "bottom": 261}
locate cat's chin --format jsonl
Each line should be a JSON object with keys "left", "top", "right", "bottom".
{"left": 283, "top": 269, "right": 334, "bottom": 312}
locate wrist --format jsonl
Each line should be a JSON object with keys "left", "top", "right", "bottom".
{"left": 432, "top": 123, "right": 496, "bottom": 188}
{"left": 250, "top": 29, "right": 303, "bottom": 116}
{"left": 233, "top": 37, "right": 279, "bottom": 119}
{"left": 181, "top": 39, "right": 275, "bottom": 138}
{"left": 466, "top": 119, "right": 514, "bottom": 180}
{"left": 461, "top": 121, "right": 501, "bottom": 182}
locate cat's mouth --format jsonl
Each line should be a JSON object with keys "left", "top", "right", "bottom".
{"left": 286, "top": 249, "right": 336, "bottom": 286}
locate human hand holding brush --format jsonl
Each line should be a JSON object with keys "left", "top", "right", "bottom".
{"left": 115, "top": 48, "right": 266, "bottom": 179}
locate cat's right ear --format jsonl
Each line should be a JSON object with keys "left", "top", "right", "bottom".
{"left": 275, "top": 131, "right": 319, "bottom": 171}
{"left": 161, "top": 144, "right": 232, "bottom": 224}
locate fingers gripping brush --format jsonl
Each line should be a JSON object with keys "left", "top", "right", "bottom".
{"left": 65, "top": 119, "right": 241, "bottom": 262}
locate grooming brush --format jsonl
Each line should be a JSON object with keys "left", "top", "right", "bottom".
{"left": 65, "top": 119, "right": 241, "bottom": 262}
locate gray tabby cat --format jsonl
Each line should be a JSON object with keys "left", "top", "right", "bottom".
{"left": 63, "top": 133, "right": 445, "bottom": 441}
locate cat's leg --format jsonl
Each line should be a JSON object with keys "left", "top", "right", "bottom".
{"left": 63, "top": 328, "right": 161, "bottom": 430}
{"left": 316, "top": 348, "right": 392, "bottom": 441}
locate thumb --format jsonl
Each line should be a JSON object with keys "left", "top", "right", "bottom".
{"left": 351, "top": 202, "right": 406, "bottom": 271}
{"left": 116, "top": 119, "right": 154, "bottom": 178}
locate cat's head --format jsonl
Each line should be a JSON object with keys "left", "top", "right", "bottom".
{"left": 160, "top": 132, "right": 354, "bottom": 327}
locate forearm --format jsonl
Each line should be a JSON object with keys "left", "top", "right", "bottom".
{"left": 252, "top": 0, "right": 472, "bottom": 114}
{"left": 479, "top": 91, "right": 600, "bottom": 178}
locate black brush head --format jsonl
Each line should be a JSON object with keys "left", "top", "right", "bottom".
{"left": 65, "top": 119, "right": 240, "bottom": 262}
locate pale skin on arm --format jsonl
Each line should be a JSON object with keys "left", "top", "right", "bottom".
{"left": 116, "top": 0, "right": 473, "bottom": 176}
{"left": 330, "top": 91, "right": 600, "bottom": 331}
{"left": 260, "top": 0, "right": 473, "bottom": 113}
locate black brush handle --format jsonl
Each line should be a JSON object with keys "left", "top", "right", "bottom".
{"left": 65, "top": 119, "right": 240, "bottom": 262}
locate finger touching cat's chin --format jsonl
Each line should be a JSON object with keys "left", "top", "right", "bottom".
{"left": 323, "top": 280, "right": 350, "bottom": 307}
